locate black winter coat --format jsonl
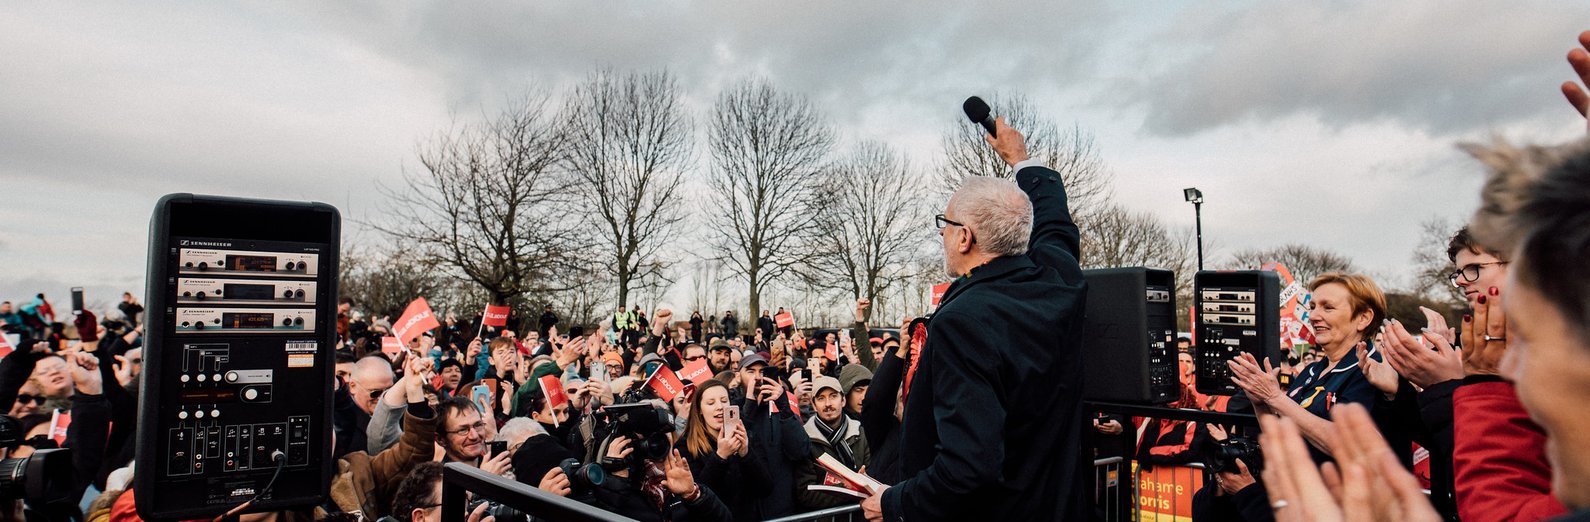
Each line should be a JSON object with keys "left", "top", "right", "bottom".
{"left": 884, "top": 165, "right": 1089, "bottom": 521}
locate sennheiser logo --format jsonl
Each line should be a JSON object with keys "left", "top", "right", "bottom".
{"left": 180, "top": 240, "right": 231, "bottom": 247}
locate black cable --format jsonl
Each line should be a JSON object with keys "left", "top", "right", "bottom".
{"left": 213, "top": 449, "right": 286, "bottom": 522}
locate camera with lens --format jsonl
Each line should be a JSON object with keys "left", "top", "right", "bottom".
{"left": 559, "top": 457, "right": 605, "bottom": 495}
{"left": 466, "top": 499, "right": 527, "bottom": 522}
{"left": 0, "top": 415, "right": 74, "bottom": 507}
{"left": 593, "top": 402, "right": 675, "bottom": 470}
{"left": 1204, "top": 436, "right": 1264, "bottom": 475}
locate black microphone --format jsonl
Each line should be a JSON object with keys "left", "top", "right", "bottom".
{"left": 962, "top": 96, "right": 996, "bottom": 137}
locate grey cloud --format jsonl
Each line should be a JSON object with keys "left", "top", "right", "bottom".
{"left": 1114, "top": 1, "right": 1590, "bottom": 137}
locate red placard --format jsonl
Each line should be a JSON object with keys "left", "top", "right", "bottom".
{"left": 931, "top": 282, "right": 951, "bottom": 307}
{"left": 482, "top": 304, "right": 511, "bottom": 327}
{"left": 393, "top": 297, "right": 440, "bottom": 345}
{"left": 0, "top": 334, "right": 14, "bottom": 358}
{"left": 775, "top": 311, "right": 794, "bottom": 329}
{"left": 645, "top": 365, "right": 687, "bottom": 402}
{"left": 538, "top": 375, "right": 568, "bottom": 426}
{"left": 380, "top": 336, "right": 402, "bottom": 359}
{"left": 48, "top": 410, "right": 71, "bottom": 446}
{"left": 678, "top": 358, "right": 713, "bottom": 386}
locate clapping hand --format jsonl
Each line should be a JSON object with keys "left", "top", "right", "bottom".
{"left": 1461, "top": 287, "right": 1508, "bottom": 377}
{"left": 1380, "top": 318, "right": 1463, "bottom": 389}
{"left": 1357, "top": 341, "right": 1399, "bottom": 396}
{"left": 1260, "top": 404, "right": 1441, "bottom": 522}
{"left": 1226, "top": 353, "right": 1283, "bottom": 404}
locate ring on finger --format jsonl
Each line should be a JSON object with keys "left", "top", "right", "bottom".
{"left": 1484, "top": 335, "right": 1506, "bottom": 342}
{"left": 1272, "top": 500, "right": 1289, "bottom": 510}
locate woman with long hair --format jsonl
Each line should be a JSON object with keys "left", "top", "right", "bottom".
{"left": 677, "top": 379, "right": 771, "bottom": 521}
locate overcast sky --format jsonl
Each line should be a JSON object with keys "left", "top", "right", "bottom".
{"left": 3, "top": 2, "right": 1587, "bottom": 314}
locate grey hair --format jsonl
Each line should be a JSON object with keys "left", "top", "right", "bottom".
{"left": 953, "top": 176, "right": 1033, "bottom": 256}
{"left": 497, "top": 417, "right": 545, "bottom": 443}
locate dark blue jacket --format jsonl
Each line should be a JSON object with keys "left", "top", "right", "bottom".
{"left": 883, "top": 165, "right": 1089, "bottom": 521}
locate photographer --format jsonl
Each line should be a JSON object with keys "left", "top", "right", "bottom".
{"left": 587, "top": 406, "right": 732, "bottom": 522}
{"left": 1190, "top": 424, "right": 1271, "bottom": 522}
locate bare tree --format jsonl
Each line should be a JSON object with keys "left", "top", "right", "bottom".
{"left": 1408, "top": 217, "right": 1466, "bottom": 304}
{"left": 705, "top": 79, "right": 835, "bottom": 315}
{"left": 805, "top": 141, "right": 931, "bottom": 306}
{"left": 688, "top": 260, "right": 725, "bottom": 317}
{"left": 938, "top": 92, "right": 1112, "bottom": 218}
{"left": 372, "top": 94, "right": 577, "bottom": 306}
{"left": 561, "top": 69, "right": 693, "bottom": 309}
{"left": 1230, "top": 244, "right": 1356, "bottom": 285}
{"left": 1079, "top": 204, "right": 1198, "bottom": 329}
{"left": 338, "top": 243, "right": 453, "bottom": 319}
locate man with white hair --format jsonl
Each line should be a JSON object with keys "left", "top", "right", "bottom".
{"left": 864, "top": 117, "right": 1088, "bottom": 521}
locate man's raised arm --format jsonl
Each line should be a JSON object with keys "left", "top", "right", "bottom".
{"left": 986, "top": 117, "right": 1082, "bottom": 265}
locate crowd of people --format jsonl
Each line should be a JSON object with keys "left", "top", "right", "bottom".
{"left": 3, "top": 27, "right": 1590, "bottom": 522}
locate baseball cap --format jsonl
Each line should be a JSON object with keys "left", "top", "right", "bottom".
{"left": 813, "top": 376, "right": 843, "bottom": 396}
{"left": 739, "top": 352, "right": 767, "bottom": 371}
{"left": 708, "top": 338, "right": 733, "bottom": 352}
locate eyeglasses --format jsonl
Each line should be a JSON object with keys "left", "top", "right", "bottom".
{"left": 935, "top": 214, "right": 966, "bottom": 230}
{"left": 14, "top": 395, "right": 43, "bottom": 406}
{"left": 447, "top": 421, "right": 489, "bottom": 437}
{"left": 1448, "top": 262, "right": 1508, "bottom": 287}
{"left": 683, "top": 355, "right": 705, "bottom": 362}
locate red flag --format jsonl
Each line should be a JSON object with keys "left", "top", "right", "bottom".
{"left": 48, "top": 410, "right": 71, "bottom": 446}
{"left": 678, "top": 358, "right": 713, "bottom": 385}
{"left": 825, "top": 340, "right": 838, "bottom": 362}
{"left": 393, "top": 297, "right": 441, "bottom": 345}
{"left": 645, "top": 365, "right": 688, "bottom": 402}
{"left": 775, "top": 311, "right": 794, "bottom": 329}
{"left": 482, "top": 304, "right": 511, "bottom": 327}
{"left": 380, "top": 336, "right": 402, "bottom": 359}
{"left": 0, "top": 334, "right": 14, "bottom": 358}
{"left": 770, "top": 391, "right": 802, "bottom": 420}
{"left": 931, "top": 282, "right": 951, "bottom": 307}
{"left": 538, "top": 375, "right": 569, "bottom": 427}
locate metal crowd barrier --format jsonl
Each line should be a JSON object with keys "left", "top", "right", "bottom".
{"left": 440, "top": 463, "right": 636, "bottom": 522}
{"left": 761, "top": 505, "right": 865, "bottom": 522}
{"left": 441, "top": 462, "right": 865, "bottom": 522}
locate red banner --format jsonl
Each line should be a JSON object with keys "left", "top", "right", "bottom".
{"left": 393, "top": 297, "right": 441, "bottom": 345}
{"left": 679, "top": 358, "right": 713, "bottom": 385}
{"left": 645, "top": 365, "right": 688, "bottom": 402}
{"left": 483, "top": 304, "right": 511, "bottom": 327}
{"left": 775, "top": 311, "right": 794, "bottom": 329}
{"left": 380, "top": 336, "right": 402, "bottom": 359}
{"left": 931, "top": 282, "right": 951, "bottom": 307}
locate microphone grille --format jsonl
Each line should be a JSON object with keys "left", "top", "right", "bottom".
{"left": 962, "top": 96, "right": 991, "bottom": 123}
